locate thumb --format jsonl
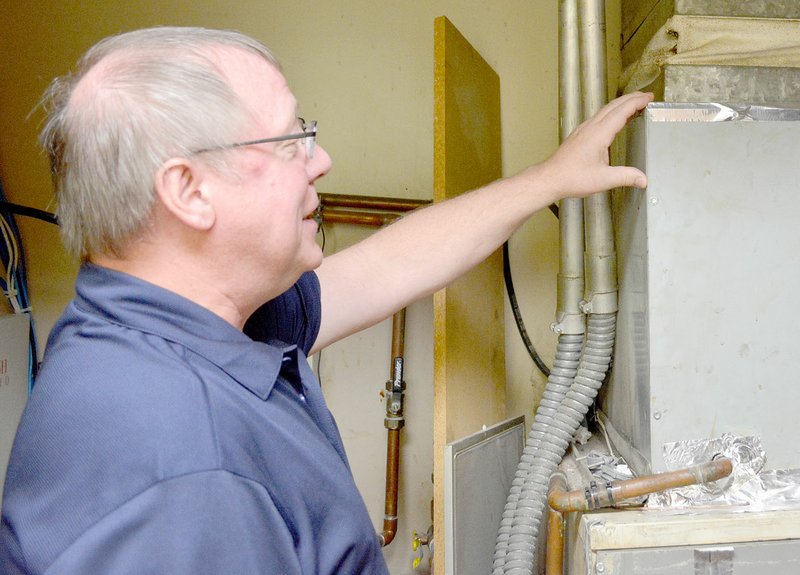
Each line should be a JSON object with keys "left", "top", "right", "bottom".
{"left": 608, "top": 166, "right": 647, "bottom": 189}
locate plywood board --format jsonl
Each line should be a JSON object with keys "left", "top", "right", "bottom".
{"left": 432, "top": 15, "right": 506, "bottom": 575}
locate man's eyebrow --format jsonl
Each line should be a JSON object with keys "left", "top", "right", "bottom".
{"left": 277, "top": 111, "right": 300, "bottom": 135}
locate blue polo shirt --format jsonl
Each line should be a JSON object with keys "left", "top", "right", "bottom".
{"left": 0, "top": 264, "right": 388, "bottom": 575}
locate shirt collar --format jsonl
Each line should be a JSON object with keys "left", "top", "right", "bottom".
{"left": 74, "top": 263, "right": 296, "bottom": 400}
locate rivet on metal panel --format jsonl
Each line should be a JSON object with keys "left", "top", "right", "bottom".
{"left": 596, "top": 561, "right": 605, "bottom": 573}
{"left": 694, "top": 547, "right": 734, "bottom": 575}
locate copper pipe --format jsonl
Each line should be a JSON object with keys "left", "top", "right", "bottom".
{"left": 391, "top": 307, "right": 406, "bottom": 358}
{"left": 320, "top": 207, "right": 401, "bottom": 227}
{"left": 319, "top": 192, "right": 430, "bottom": 213}
{"left": 318, "top": 193, "right": 414, "bottom": 548}
{"left": 545, "top": 458, "right": 733, "bottom": 575}
{"left": 548, "top": 457, "right": 733, "bottom": 512}
{"left": 546, "top": 474, "right": 567, "bottom": 575}
{"left": 380, "top": 309, "right": 407, "bottom": 546}
{"left": 381, "top": 428, "right": 401, "bottom": 546}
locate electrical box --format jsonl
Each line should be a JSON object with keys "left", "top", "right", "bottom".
{"left": 0, "top": 313, "right": 30, "bottom": 508}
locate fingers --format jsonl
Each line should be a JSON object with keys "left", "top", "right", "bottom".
{"left": 547, "top": 92, "right": 652, "bottom": 198}
{"left": 591, "top": 91, "right": 653, "bottom": 127}
{"left": 566, "top": 92, "right": 652, "bottom": 151}
{"left": 592, "top": 94, "right": 652, "bottom": 190}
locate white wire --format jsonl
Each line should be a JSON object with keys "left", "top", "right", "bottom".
{"left": 0, "top": 215, "right": 22, "bottom": 313}
{"left": 595, "top": 416, "right": 617, "bottom": 459}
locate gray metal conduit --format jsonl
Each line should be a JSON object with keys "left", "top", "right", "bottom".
{"left": 493, "top": 1, "right": 617, "bottom": 573}
{"left": 492, "top": 0, "right": 584, "bottom": 569}
{"left": 577, "top": 0, "right": 617, "bottom": 317}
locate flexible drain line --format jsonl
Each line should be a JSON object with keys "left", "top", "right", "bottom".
{"left": 493, "top": 314, "right": 616, "bottom": 575}
{"left": 491, "top": 333, "right": 582, "bottom": 568}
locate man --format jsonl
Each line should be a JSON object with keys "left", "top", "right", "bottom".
{"left": 0, "top": 27, "right": 651, "bottom": 574}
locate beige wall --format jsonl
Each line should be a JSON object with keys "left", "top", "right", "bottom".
{"left": 0, "top": 1, "right": 621, "bottom": 573}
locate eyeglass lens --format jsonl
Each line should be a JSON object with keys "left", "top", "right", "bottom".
{"left": 301, "top": 119, "right": 317, "bottom": 159}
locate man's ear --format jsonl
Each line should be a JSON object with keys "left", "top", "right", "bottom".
{"left": 154, "top": 158, "right": 216, "bottom": 231}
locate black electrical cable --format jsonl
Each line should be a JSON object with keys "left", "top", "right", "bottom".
{"left": 503, "top": 241, "right": 551, "bottom": 377}
{"left": 502, "top": 202, "right": 560, "bottom": 377}
{"left": 0, "top": 201, "right": 58, "bottom": 225}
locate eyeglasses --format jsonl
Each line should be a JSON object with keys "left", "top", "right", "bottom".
{"left": 193, "top": 118, "right": 317, "bottom": 158}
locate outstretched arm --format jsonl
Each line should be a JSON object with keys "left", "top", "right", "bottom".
{"left": 312, "top": 91, "right": 653, "bottom": 353}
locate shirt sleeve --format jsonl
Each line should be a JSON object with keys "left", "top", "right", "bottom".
{"left": 243, "top": 271, "right": 321, "bottom": 354}
{"left": 41, "top": 471, "right": 301, "bottom": 575}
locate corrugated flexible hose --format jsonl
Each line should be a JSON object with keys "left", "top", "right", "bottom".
{"left": 492, "top": 313, "right": 616, "bottom": 575}
{"left": 492, "top": 333, "right": 582, "bottom": 570}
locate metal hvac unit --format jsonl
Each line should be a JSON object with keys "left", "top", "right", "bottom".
{"left": 576, "top": 102, "right": 800, "bottom": 574}
{"left": 602, "top": 103, "right": 800, "bottom": 474}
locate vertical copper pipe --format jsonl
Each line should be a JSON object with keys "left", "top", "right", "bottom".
{"left": 391, "top": 308, "right": 406, "bottom": 359}
{"left": 381, "top": 309, "right": 406, "bottom": 546}
{"left": 318, "top": 194, "right": 414, "bottom": 548}
{"left": 546, "top": 474, "right": 567, "bottom": 575}
{"left": 382, "top": 429, "right": 401, "bottom": 545}
{"left": 546, "top": 508, "right": 564, "bottom": 575}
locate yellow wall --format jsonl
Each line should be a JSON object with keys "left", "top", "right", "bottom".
{"left": 1, "top": 2, "right": 621, "bottom": 572}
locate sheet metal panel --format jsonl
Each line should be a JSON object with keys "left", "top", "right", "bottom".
{"left": 603, "top": 103, "right": 800, "bottom": 472}
{"left": 444, "top": 416, "right": 525, "bottom": 575}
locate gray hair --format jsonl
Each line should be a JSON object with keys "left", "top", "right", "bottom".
{"left": 39, "top": 26, "right": 281, "bottom": 260}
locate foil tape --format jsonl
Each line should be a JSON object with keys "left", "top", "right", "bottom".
{"left": 648, "top": 433, "right": 800, "bottom": 510}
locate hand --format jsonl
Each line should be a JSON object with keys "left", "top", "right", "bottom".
{"left": 542, "top": 91, "right": 653, "bottom": 199}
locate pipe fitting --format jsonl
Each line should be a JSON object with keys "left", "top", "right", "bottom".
{"left": 553, "top": 276, "right": 587, "bottom": 335}
{"left": 379, "top": 515, "right": 398, "bottom": 546}
{"left": 583, "top": 252, "right": 618, "bottom": 315}
{"left": 384, "top": 357, "right": 406, "bottom": 430}
{"left": 580, "top": 291, "right": 617, "bottom": 315}
{"left": 551, "top": 312, "right": 585, "bottom": 336}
